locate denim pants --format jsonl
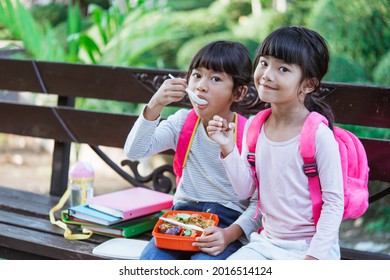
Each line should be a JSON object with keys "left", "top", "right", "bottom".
{"left": 139, "top": 201, "right": 243, "bottom": 260}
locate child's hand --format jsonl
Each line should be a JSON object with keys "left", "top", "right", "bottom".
{"left": 192, "top": 226, "right": 229, "bottom": 256}
{"left": 144, "top": 78, "right": 187, "bottom": 120}
{"left": 207, "top": 115, "right": 235, "bottom": 157}
{"left": 152, "top": 78, "right": 187, "bottom": 107}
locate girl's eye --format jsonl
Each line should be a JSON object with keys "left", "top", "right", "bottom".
{"left": 260, "top": 60, "right": 267, "bottom": 67}
{"left": 211, "top": 76, "right": 221, "bottom": 82}
{"left": 192, "top": 73, "right": 201, "bottom": 79}
{"left": 279, "top": 67, "right": 289, "bottom": 73}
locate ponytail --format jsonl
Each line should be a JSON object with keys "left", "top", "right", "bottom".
{"left": 304, "top": 86, "right": 334, "bottom": 130}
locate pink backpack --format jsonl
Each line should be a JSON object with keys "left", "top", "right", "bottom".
{"left": 173, "top": 109, "right": 247, "bottom": 186}
{"left": 247, "top": 108, "right": 369, "bottom": 226}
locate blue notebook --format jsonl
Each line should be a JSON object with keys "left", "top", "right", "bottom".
{"left": 68, "top": 204, "right": 122, "bottom": 226}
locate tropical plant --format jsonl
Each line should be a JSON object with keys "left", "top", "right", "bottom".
{"left": 309, "top": 0, "right": 390, "bottom": 81}
{"left": 373, "top": 51, "right": 390, "bottom": 86}
{"left": 30, "top": 2, "right": 68, "bottom": 27}
{"left": 66, "top": 1, "right": 84, "bottom": 62}
{"left": 324, "top": 55, "right": 368, "bottom": 84}
{"left": 95, "top": 9, "right": 185, "bottom": 67}
{"left": 0, "top": 0, "right": 66, "bottom": 60}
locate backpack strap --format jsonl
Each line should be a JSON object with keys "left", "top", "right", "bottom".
{"left": 173, "top": 109, "right": 200, "bottom": 187}
{"left": 173, "top": 109, "right": 246, "bottom": 188}
{"left": 247, "top": 108, "right": 272, "bottom": 164}
{"left": 246, "top": 108, "right": 272, "bottom": 219}
{"left": 300, "top": 112, "right": 329, "bottom": 226}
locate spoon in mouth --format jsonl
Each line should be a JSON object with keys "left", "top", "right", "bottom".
{"left": 168, "top": 74, "right": 208, "bottom": 105}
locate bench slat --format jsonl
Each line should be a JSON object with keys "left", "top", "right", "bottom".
{"left": 0, "top": 223, "right": 106, "bottom": 259}
{"left": 0, "top": 59, "right": 185, "bottom": 103}
{"left": 1, "top": 59, "right": 389, "bottom": 129}
{"left": 323, "top": 82, "right": 390, "bottom": 128}
{"left": 0, "top": 186, "right": 153, "bottom": 260}
{"left": 0, "top": 209, "right": 107, "bottom": 243}
{"left": 0, "top": 186, "right": 120, "bottom": 259}
{"left": 0, "top": 186, "right": 61, "bottom": 217}
{"left": 0, "top": 103, "right": 137, "bottom": 148}
{"left": 341, "top": 247, "right": 390, "bottom": 260}
{"left": 361, "top": 138, "right": 390, "bottom": 182}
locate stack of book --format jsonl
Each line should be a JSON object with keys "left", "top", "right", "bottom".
{"left": 63, "top": 187, "right": 174, "bottom": 238}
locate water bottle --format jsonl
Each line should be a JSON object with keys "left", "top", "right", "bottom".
{"left": 69, "top": 161, "right": 94, "bottom": 206}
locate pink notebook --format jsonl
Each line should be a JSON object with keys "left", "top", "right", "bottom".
{"left": 87, "top": 187, "right": 173, "bottom": 220}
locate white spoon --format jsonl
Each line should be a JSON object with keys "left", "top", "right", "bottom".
{"left": 168, "top": 74, "right": 208, "bottom": 105}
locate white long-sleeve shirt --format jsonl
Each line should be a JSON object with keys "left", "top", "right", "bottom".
{"left": 221, "top": 116, "right": 344, "bottom": 259}
{"left": 124, "top": 108, "right": 262, "bottom": 242}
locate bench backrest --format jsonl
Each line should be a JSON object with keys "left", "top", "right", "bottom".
{"left": 1, "top": 58, "right": 389, "bottom": 260}
{"left": 0, "top": 58, "right": 389, "bottom": 197}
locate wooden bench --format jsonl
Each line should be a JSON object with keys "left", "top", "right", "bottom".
{"left": 0, "top": 58, "right": 389, "bottom": 260}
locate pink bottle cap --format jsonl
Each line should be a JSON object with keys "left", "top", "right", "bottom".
{"left": 69, "top": 161, "right": 94, "bottom": 179}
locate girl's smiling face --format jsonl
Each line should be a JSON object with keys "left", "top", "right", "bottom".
{"left": 254, "top": 55, "right": 304, "bottom": 106}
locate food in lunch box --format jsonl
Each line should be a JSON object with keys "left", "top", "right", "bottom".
{"left": 165, "top": 226, "right": 181, "bottom": 235}
{"left": 167, "top": 213, "right": 215, "bottom": 229}
{"left": 158, "top": 212, "right": 216, "bottom": 236}
{"left": 158, "top": 223, "right": 181, "bottom": 235}
{"left": 176, "top": 213, "right": 191, "bottom": 223}
{"left": 158, "top": 223, "right": 171, "bottom": 234}
{"left": 182, "top": 229, "right": 197, "bottom": 237}
{"left": 152, "top": 211, "right": 219, "bottom": 251}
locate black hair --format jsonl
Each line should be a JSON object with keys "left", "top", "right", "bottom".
{"left": 186, "top": 40, "right": 252, "bottom": 110}
{"left": 254, "top": 26, "right": 334, "bottom": 127}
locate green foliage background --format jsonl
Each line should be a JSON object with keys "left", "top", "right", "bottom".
{"left": 1, "top": 0, "right": 389, "bottom": 86}
{"left": 0, "top": 0, "right": 388, "bottom": 129}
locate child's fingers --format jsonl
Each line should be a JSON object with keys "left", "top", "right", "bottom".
{"left": 208, "top": 120, "right": 222, "bottom": 129}
{"left": 163, "top": 80, "right": 186, "bottom": 93}
{"left": 219, "top": 117, "right": 235, "bottom": 133}
{"left": 227, "top": 122, "right": 236, "bottom": 132}
{"left": 221, "top": 118, "right": 229, "bottom": 131}
{"left": 208, "top": 116, "right": 235, "bottom": 134}
{"left": 208, "top": 116, "right": 223, "bottom": 130}
{"left": 160, "top": 80, "right": 186, "bottom": 100}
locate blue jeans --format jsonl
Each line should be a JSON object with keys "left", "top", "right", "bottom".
{"left": 139, "top": 202, "right": 243, "bottom": 260}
